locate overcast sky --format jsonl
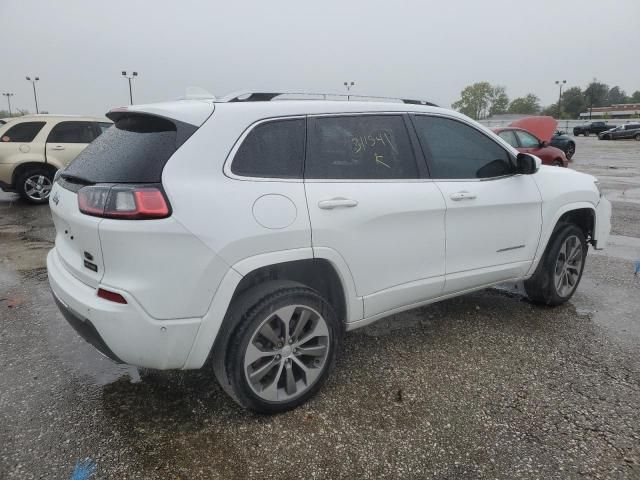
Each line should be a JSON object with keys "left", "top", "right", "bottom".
{"left": 1, "top": 0, "right": 639, "bottom": 116}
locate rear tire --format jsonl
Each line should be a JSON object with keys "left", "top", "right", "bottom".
{"left": 525, "top": 224, "right": 587, "bottom": 306}
{"left": 16, "top": 167, "right": 54, "bottom": 204}
{"left": 219, "top": 281, "right": 342, "bottom": 413}
{"left": 584, "top": 131, "right": 589, "bottom": 137}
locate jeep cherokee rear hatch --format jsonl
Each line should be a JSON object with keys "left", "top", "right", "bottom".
{"left": 50, "top": 103, "right": 210, "bottom": 289}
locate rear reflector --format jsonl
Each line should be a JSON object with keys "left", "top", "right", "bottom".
{"left": 97, "top": 288, "right": 127, "bottom": 304}
{"left": 78, "top": 184, "right": 170, "bottom": 220}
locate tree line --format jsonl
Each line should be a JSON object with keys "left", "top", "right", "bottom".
{"left": 452, "top": 80, "right": 640, "bottom": 120}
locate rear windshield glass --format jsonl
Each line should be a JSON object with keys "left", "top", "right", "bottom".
{"left": 63, "top": 115, "right": 183, "bottom": 183}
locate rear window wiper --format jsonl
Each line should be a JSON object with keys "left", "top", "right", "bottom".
{"left": 60, "top": 173, "right": 94, "bottom": 185}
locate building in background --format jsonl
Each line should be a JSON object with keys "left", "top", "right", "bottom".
{"left": 580, "top": 103, "right": 640, "bottom": 120}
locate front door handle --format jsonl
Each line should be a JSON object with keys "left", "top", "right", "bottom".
{"left": 318, "top": 197, "right": 359, "bottom": 210}
{"left": 51, "top": 145, "right": 65, "bottom": 150}
{"left": 449, "top": 191, "right": 477, "bottom": 201}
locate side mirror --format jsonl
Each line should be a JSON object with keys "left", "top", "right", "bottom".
{"left": 540, "top": 140, "right": 549, "bottom": 148}
{"left": 516, "top": 153, "right": 539, "bottom": 175}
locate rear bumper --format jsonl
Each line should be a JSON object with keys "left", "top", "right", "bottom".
{"left": 47, "top": 248, "right": 201, "bottom": 369}
{"left": 0, "top": 164, "right": 14, "bottom": 191}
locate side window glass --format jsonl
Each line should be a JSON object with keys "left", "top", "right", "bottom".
{"left": 231, "top": 119, "right": 305, "bottom": 178}
{"left": 305, "top": 115, "right": 418, "bottom": 179}
{"left": 412, "top": 116, "right": 513, "bottom": 179}
{"left": 497, "top": 130, "right": 518, "bottom": 148}
{"left": 515, "top": 130, "right": 540, "bottom": 148}
{"left": 97, "top": 122, "right": 112, "bottom": 135}
{"left": 47, "top": 122, "right": 96, "bottom": 143}
{"left": 1, "top": 122, "right": 46, "bottom": 143}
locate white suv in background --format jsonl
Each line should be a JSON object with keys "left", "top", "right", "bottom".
{"left": 47, "top": 92, "right": 611, "bottom": 413}
{"left": 0, "top": 115, "right": 111, "bottom": 203}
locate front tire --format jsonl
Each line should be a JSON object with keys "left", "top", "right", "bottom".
{"left": 222, "top": 282, "right": 342, "bottom": 413}
{"left": 525, "top": 224, "right": 587, "bottom": 306}
{"left": 635, "top": 133, "right": 640, "bottom": 141}
{"left": 16, "top": 168, "right": 54, "bottom": 204}
{"left": 565, "top": 142, "right": 575, "bottom": 160}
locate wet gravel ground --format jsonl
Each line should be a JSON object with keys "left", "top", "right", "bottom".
{"left": 1, "top": 136, "right": 639, "bottom": 479}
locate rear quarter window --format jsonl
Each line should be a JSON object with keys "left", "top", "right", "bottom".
{"left": 1, "top": 121, "right": 46, "bottom": 143}
{"left": 231, "top": 118, "right": 305, "bottom": 178}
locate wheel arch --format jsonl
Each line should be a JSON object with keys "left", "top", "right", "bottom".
{"left": 183, "top": 250, "right": 361, "bottom": 370}
{"left": 11, "top": 161, "right": 57, "bottom": 187}
{"left": 527, "top": 202, "right": 596, "bottom": 277}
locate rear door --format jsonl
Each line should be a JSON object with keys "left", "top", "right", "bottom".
{"left": 410, "top": 114, "right": 542, "bottom": 294}
{"left": 304, "top": 114, "right": 446, "bottom": 318}
{"left": 45, "top": 121, "right": 97, "bottom": 167}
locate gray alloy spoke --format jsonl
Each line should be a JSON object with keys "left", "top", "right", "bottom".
{"left": 244, "top": 342, "right": 275, "bottom": 366}
{"left": 291, "top": 309, "right": 312, "bottom": 340}
{"left": 299, "top": 317, "right": 329, "bottom": 344}
{"left": 291, "top": 356, "right": 321, "bottom": 386}
{"left": 244, "top": 305, "right": 330, "bottom": 402}
{"left": 248, "top": 356, "right": 280, "bottom": 384}
{"left": 259, "top": 321, "right": 283, "bottom": 346}
{"left": 284, "top": 361, "right": 296, "bottom": 395}
{"left": 568, "top": 243, "right": 581, "bottom": 263}
{"left": 260, "top": 363, "right": 285, "bottom": 400}
{"left": 276, "top": 305, "right": 297, "bottom": 341}
{"left": 296, "top": 344, "right": 327, "bottom": 357}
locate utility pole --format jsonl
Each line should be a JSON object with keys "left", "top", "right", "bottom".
{"left": 25, "top": 76, "right": 40, "bottom": 114}
{"left": 343, "top": 81, "right": 355, "bottom": 100}
{"left": 2, "top": 93, "right": 14, "bottom": 116}
{"left": 121, "top": 71, "right": 138, "bottom": 105}
{"left": 555, "top": 80, "right": 566, "bottom": 119}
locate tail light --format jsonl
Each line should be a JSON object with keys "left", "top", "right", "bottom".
{"left": 78, "top": 184, "right": 170, "bottom": 220}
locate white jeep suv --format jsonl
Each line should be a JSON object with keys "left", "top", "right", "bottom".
{"left": 47, "top": 92, "right": 611, "bottom": 413}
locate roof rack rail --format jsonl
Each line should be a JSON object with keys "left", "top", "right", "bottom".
{"left": 218, "top": 90, "right": 439, "bottom": 107}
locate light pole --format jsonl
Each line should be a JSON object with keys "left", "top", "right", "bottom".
{"left": 122, "top": 71, "right": 138, "bottom": 105}
{"left": 343, "top": 81, "right": 355, "bottom": 100}
{"left": 25, "top": 76, "right": 40, "bottom": 114}
{"left": 2, "top": 93, "right": 14, "bottom": 116}
{"left": 555, "top": 80, "right": 566, "bottom": 119}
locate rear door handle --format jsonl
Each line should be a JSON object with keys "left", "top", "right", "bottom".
{"left": 449, "top": 191, "right": 477, "bottom": 201}
{"left": 51, "top": 145, "right": 65, "bottom": 150}
{"left": 318, "top": 197, "right": 359, "bottom": 209}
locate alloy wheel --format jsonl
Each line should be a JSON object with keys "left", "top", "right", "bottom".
{"left": 24, "top": 174, "right": 52, "bottom": 201}
{"left": 244, "top": 305, "right": 330, "bottom": 402}
{"left": 554, "top": 235, "right": 583, "bottom": 298}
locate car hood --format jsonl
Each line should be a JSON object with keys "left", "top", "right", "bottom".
{"left": 509, "top": 116, "right": 557, "bottom": 142}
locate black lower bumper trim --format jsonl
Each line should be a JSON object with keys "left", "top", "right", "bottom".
{"left": 52, "top": 292, "right": 124, "bottom": 364}
{"left": 0, "top": 180, "right": 14, "bottom": 192}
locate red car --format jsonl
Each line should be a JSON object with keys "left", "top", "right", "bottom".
{"left": 492, "top": 116, "right": 569, "bottom": 167}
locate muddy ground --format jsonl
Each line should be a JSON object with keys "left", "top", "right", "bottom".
{"left": 1, "top": 136, "right": 639, "bottom": 479}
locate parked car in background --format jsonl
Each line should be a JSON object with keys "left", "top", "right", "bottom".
{"left": 598, "top": 123, "right": 640, "bottom": 140}
{"left": 550, "top": 130, "right": 576, "bottom": 160}
{"left": 573, "top": 121, "right": 617, "bottom": 136}
{"left": 0, "top": 115, "right": 111, "bottom": 203}
{"left": 494, "top": 118, "right": 569, "bottom": 167}
{"left": 47, "top": 92, "right": 610, "bottom": 413}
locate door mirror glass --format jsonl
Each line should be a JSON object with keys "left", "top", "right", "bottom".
{"left": 516, "top": 153, "right": 539, "bottom": 175}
